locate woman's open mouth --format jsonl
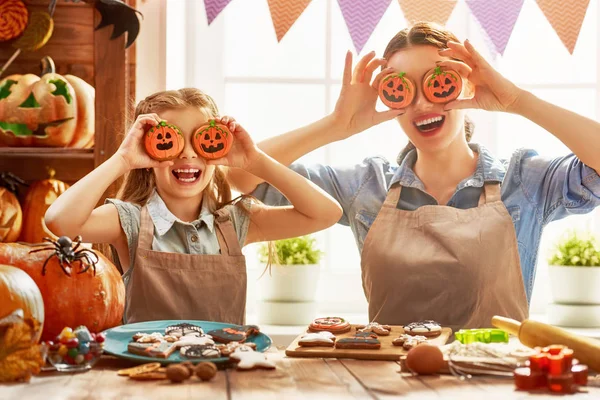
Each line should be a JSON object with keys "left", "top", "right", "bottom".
{"left": 413, "top": 115, "right": 445, "bottom": 136}
{"left": 172, "top": 168, "right": 201, "bottom": 184}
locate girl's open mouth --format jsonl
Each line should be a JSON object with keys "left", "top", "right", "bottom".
{"left": 172, "top": 168, "right": 201, "bottom": 184}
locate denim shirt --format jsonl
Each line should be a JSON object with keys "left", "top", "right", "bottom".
{"left": 252, "top": 143, "right": 600, "bottom": 303}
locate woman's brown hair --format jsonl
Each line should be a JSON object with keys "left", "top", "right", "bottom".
{"left": 117, "top": 88, "right": 231, "bottom": 211}
{"left": 383, "top": 22, "right": 474, "bottom": 163}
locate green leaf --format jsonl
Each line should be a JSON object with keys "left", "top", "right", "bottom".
{"left": 548, "top": 230, "right": 600, "bottom": 267}
{"left": 258, "top": 235, "right": 323, "bottom": 265}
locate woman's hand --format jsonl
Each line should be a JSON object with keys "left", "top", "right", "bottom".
{"left": 330, "top": 51, "right": 405, "bottom": 140}
{"left": 206, "top": 116, "right": 262, "bottom": 170}
{"left": 115, "top": 113, "right": 174, "bottom": 170}
{"left": 438, "top": 40, "right": 525, "bottom": 113}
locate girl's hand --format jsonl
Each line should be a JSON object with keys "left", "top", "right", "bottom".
{"left": 330, "top": 51, "right": 405, "bottom": 140}
{"left": 116, "top": 113, "right": 174, "bottom": 170}
{"left": 206, "top": 116, "right": 261, "bottom": 170}
{"left": 438, "top": 39, "right": 525, "bottom": 113}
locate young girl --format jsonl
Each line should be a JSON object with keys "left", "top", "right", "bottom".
{"left": 227, "top": 23, "right": 600, "bottom": 330}
{"left": 45, "top": 88, "right": 342, "bottom": 325}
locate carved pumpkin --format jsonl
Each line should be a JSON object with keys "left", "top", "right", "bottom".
{"left": 0, "top": 188, "right": 22, "bottom": 243}
{"left": 0, "top": 264, "right": 45, "bottom": 343}
{"left": 379, "top": 72, "right": 416, "bottom": 109}
{"left": 0, "top": 242, "right": 125, "bottom": 341}
{"left": 422, "top": 67, "right": 462, "bottom": 104}
{"left": 19, "top": 169, "right": 69, "bottom": 244}
{"left": 192, "top": 120, "right": 233, "bottom": 160}
{"left": 144, "top": 120, "right": 185, "bottom": 161}
{"left": 0, "top": 56, "right": 95, "bottom": 147}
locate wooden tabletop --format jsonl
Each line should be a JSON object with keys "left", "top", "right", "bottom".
{"left": 2, "top": 348, "right": 600, "bottom": 399}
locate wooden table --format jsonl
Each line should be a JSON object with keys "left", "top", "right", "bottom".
{"left": 2, "top": 348, "right": 600, "bottom": 399}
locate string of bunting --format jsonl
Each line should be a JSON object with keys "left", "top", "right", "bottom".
{"left": 203, "top": 0, "right": 591, "bottom": 55}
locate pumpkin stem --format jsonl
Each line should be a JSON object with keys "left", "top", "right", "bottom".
{"left": 40, "top": 56, "right": 56, "bottom": 75}
{"left": 46, "top": 166, "right": 56, "bottom": 180}
{"left": 209, "top": 120, "right": 216, "bottom": 127}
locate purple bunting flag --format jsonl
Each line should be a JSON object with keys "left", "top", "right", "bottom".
{"left": 337, "top": 0, "right": 392, "bottom": 54}
{"left": 466, "top": 0, "right": 524, "bottom": 55}
{"left": 204, "top": 0, "right": 233, "bottom": 25}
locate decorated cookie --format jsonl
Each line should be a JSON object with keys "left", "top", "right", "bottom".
{"left": 308, "top": 317, "right": 351, "bottom": 334}
{"left": 403, "top": 321, "right": 442, "bottom": 338}
{"left": 144, "top": 121, "right": 185, "bottom": 161}
{"left": 148, "top": 342, "right": 177, "bottom": 358}
{"left": 356, "top": 322, "right": 392, "bottom": 336}
{"left": 217, "top": 342, "right": 257, "bottom": 356}
{"left": 181, "top": 344, "right": 221, "bottom": 359}
{"left": 298, "top": 331, "right": 336, "bottom": 347}
{"left": 165, "top": 323, "right": 204, "bottom": 338}
{"left": 207, "top": 325, "right": 260, "bottom": 344}
{"left": 127, "top": 342, "right": 158, "bottom": 357}
{"left": 378, "top": 72, "right": 416, "bottom": 109}
{"left": 133, "top": 332, "right": 178, "bottom": 343}
{"left": 229, "top": 348, "right": 276, "bottom": 371}
{"left": 393, "top": 334, "right": 428, "bottom": 350}
{"left": 422, "top": 67, "right": 462, "bottom": 104}
{"left": 174, "top": 335, "right": 215, "bottom": 348}
{"left": 192, "top": 120, "right": 234, "bottom": 160}
{"left": 335, "top": 334, "right": 381, "bottom": 350}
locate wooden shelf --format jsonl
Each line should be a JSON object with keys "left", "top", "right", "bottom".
{"left": 0, "top": 147, "right": 95, "bottom": 182}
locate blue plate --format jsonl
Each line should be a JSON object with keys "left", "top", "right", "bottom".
{"left": 102, "top": 320, "right": 272, "bottom": 364}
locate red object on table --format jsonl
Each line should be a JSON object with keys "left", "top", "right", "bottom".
{"left": 548, "top": 373, "right": 575, "bottom": 394}
{"left": 548, "top": 354, "right": 566, "bottom": 376}
{"left": 571, "top": 364, "right": 588, "bottom": 386}
{"left": 514, "top": 368, "right": 546, "bottom": 391}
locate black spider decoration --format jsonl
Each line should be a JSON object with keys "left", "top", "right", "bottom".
{"left": 29, "top": 235, "right": 99, "bottom": 276}
{"left": 0, "top": 172, "right": 28, "bottom": 194}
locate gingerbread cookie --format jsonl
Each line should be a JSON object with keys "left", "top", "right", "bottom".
{"left": 165, "top": 323, "right": 204, "bottom": 338}
{"left": 229, "top": 348, "right": 276, "bottom": 371}
{"left": 127, "top": 342, "right": 159, "bottom": 357}
{"left": 308, "top": 317, "right": 351, "bottom": 334}
{"left": 180, "top": 344, "right": 221, "bottom": 359}
{"left": 132, "top": 332, "right": 178, "bottom": 343}
{"left": 118, "top": 363, "right": 161, "bottom": 377}
{"left": 403, "top": 320, "right": 442, "bottom": 338}
{"left": 207, "top": 325, "right": 260, "bottom": 344}
{"left": 335, "top": 332, "right": 381, "bottom": 350}
{"left": 148, "top": 342, "right": 177, "bottom": 358}
{"left": 392, "top": 334, "right": 428, "bottom": 350}
{"left": 217, "top": 342, "right": 257, "bottom": 356}
{"left": 356, "top": 322, "right": 392, "bottom": 336}
{"left": 174, "top": 335, "right": 215, "bottom": 348}
{"left": 298, "top": 331, "right": 336, "bottom": 347}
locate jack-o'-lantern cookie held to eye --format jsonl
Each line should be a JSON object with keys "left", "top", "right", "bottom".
{"left": 378, "top": 72, "right": 416, "bottom": 109}
{"left": 144, "top": 120, "right": 185, "bottom": 161}
{"left": 192, "top": 119, "right": 234, "bottom": 160}
{"left": 422, "top": 67, "right": 462, "bottom": 104}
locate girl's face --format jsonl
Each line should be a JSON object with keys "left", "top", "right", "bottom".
{"left": 387, "top": 45, "right": 468, "bottom": 154}
{"left": 153, "top": 107, "right": 216, "bottom": 200}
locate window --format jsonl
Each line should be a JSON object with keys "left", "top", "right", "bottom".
{"left": 165, "top": 0, "right": 600, "bottom": 316}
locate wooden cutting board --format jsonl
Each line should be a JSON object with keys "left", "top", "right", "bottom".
{"left": 285, "top": 325, "right": 453, "bottom": 361}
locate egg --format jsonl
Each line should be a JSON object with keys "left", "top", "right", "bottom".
{"left": 405, "top": 344, "right": 444, "bottom": 375}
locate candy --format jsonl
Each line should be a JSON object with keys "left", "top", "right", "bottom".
{"left": 543, "top": 345, "right": 564, "bottom": 356}
{"left": 84, "top": 353, "right": 94, "bottom": 361}
{"left": 74, "top": 326, "right": 93, "bottom": 343}
{"left": 75, "top": 354, "right": 85, "bottom": 364}
{"left": 528, "top": 353, "right": 549, "bottom": 372}
{"left": 58, "top": 345, "right": 68, "bottom": 357}
{"left": 59, "top": 327, "right": 74, "bottom": 339}
{"left": 95, "top": 333, "right": 106, "bottom": 344}
{"left": 66, "top": 338, "right": 79, "bottom": 349}
{"left": 454, "top": 329, "right": 509, "bottom": 344}
{"left": 79, "top": 342, "right": 90, "bottom": 355}
{"left": 67, "top": 348, "right": 78, "bottom": 358}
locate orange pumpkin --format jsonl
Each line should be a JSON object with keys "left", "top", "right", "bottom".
{"left": 0, "top": 241, "right": 125, "bottom": 341}
{"left": 0, "top": 56, "right": 95, "bottom": 147}
{"left": 144, "top": 121, "right": 185, "bottom": 161}
{"left": 19, "top": 169, "right": 69, "bottom": 244}
{"left": 0, "top": 264, "right": 45, "bottom": 342}
{"left": 192, "top": 120, "right": 233, "bottom": 159}
{"left": 422, "top": 67, "right": 462, "bottom": 104}
{"left": 379, "top": 72, "right": 416, "bottom": 109}
{"left": 0, "top": 188, "right": 22, "bottom": 243}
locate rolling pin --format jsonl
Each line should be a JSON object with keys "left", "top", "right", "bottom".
{"left": 492, "top": 316, "right": 600, "bottom": 372}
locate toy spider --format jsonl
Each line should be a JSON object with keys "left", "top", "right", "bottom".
{"left": 0, "top": 172, "right": 28, "bottom": 193}
{"left": 29, "top": 235, "right": 99, "bottom": 276}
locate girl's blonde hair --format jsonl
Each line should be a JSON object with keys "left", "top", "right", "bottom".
{"left": 383, "top": 22, "right": 475, "bottom": 163}
{"left": 118, "top": 88, "right": 230, "bottom": 211}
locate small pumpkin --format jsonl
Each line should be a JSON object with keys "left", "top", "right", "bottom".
{"left": 192, "top": 120, "right": 233, "bottom": 160}
{"left": 0, "top": 172, "right": 27, "bottom": 243}
{"left": 0, "top": 56, "right": 95, "bottom": 147}
{"left": 0, "top": 264, "right": 45, "bottom": 343}
{"left": 19, "top": 168, "right": 69, "bottom": 244}
{"left": 144, "top": 120, "right": 185, "bottom": 161}
{"left": 422, "top": 67, "right": 462, "bottom": 104}
{"left": 379, "top": 72, "right": 416, "bottom": 109}
{"left": 0, "top": 240, "right": 125, "bottom": 341}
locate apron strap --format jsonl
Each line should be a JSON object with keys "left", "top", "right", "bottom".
{"left": 383, "top": 184, "right": 402, "bottom": 208}
{"left": 138, "top": 206, "right": 155, "bottom": 250}
{"left": 214, "top": 208, "right": 243, "bottom": 256}
{"left": 478, "top": 182, "right": 502, "bottom": 205}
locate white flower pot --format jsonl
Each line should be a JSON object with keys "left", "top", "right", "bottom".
{"left": 548, "top": 265, "right": 600, "bottom": 305}
{"left": 256, "top": 264, "right": 320, "bottom": 302}
{"left": 546, "top": 303, "right": 600, "bottom": 327}
{"left": 257, "top": 301, "right": 317, "bottom": 326}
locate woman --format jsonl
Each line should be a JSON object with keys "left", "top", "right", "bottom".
{"left": 226, "top": 23, "right": 600, "bottom": 330}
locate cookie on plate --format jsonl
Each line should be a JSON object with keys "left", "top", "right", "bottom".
{"left": 335, "top": 332, "right": 381, "bottom": 350}
{"left": 180, "top": 344, "right": 221, "bottom": 359}
{"left": 298, "top": 331, "right": 336, "bottom": 347}
{"left": 403, "top": 320, "right": 442, "bottom": 338}
{"left": 207, "top": 325, "right": 260, "bottom": 344}
{"left": 308, "top": 317, "right": 351, "bottom": 334}
{"left": 356, "top": 322, "right": 392, "bottom": 336}
{"left": 165, "top": 323, "right": 204, "bottom": 338}
{"left": 174, "top": 335, "right": 215, "bottom": 348}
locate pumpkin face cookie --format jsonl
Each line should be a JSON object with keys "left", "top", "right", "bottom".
{"left": 192, "top": 120, "right": 234, "bottom": 159}
{"left": 378, "top": 72, "right": 416, "bottom": 109}
{"left": 308, "top": 317, "right": 351, "bottom": 334}
{"left": 422, "top": 67, "right": 462, "bottom": 104}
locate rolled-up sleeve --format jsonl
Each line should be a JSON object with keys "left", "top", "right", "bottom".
{"left": 515, "top": 149, "right": 600, "bottom": 224}
{"left": 104, "top": 198, "right": 141, "bottom": 269}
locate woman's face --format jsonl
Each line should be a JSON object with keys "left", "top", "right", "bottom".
{"left": 152, "top": 107, "right": 216, "bottom": 201}
{"left": 386, "top": 45, "right": 468, "bottom": 154}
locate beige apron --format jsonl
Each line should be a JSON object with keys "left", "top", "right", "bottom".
{"left": 124, "top": 206, "right": 247, "bottom": 325}
{"left": 361, "top": 182, "right": 528, "bottom": 331}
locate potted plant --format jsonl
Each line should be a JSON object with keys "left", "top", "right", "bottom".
{"left": 546, "top": 230, "right": 600, "bottom": 327}
{"left": 256, "top": 235, "right": 323, "bottom": 325}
